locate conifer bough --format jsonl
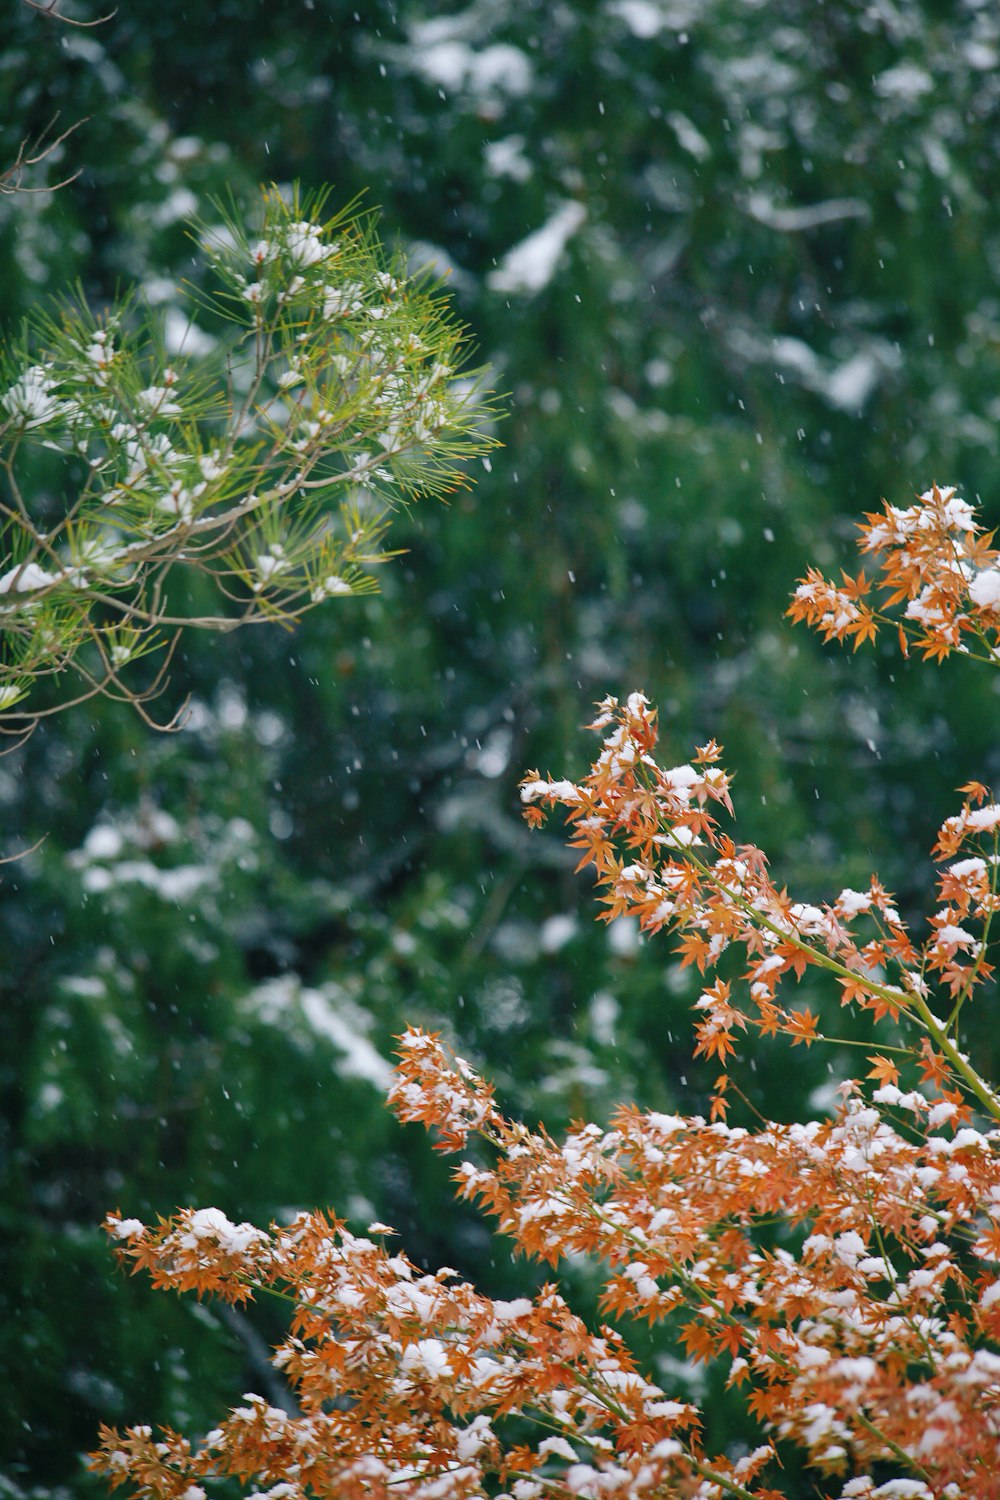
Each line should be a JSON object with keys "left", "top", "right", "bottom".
{"left": 0, "top": 187, "right": 499, "bottom": 729}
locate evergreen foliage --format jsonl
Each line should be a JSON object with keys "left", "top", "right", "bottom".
{"left": 0, "top": 188, "right": 497, "bottom": 724}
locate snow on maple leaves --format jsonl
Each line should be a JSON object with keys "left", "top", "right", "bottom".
{"left": 92, "top": 489, "right": 1000, "bottom": 1500}
{"left": 787, "top": 483, "right": 1000, "bottom": 665}
{"left": 521, "top": 674, "right": 1000, "bottom": 1122}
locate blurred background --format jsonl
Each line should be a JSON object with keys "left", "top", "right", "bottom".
{"left": 3, "top": 0, "right": 1000, "bottom": 1491}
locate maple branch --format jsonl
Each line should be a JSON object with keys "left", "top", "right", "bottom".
{"left": 686, "top": 1456, "right": 764, "bottom": 1500}
{"left": 653, "top": 819, "right": 1000, "bottom": 1122}
{"left": 944, "top": 832, "right": 1000, "bottom": 1034}
{"left": 911, "top": 1001, "right": 1000, "bottom": 1121}
{"left": 853, "top": 1410, "right": 932, "bottom": 1483}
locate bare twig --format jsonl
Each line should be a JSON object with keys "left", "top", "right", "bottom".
{"left": 1, "top": 0, "right": 116, "bottom": 195}
{"left": 0, "top": 115, "right": 89, "bottom": 196}
{"left": 0, "top": 832, "right": 46, "bottom": 861}
{"left": 22, "top": 0, "right": 117, "bottom": 27}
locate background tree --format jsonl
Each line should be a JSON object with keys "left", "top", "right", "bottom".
{"left": 3, "top": 0, "right": 1000, "bottom": 1493}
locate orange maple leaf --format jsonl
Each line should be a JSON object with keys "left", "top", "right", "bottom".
{"left": 866, "top": 1054, "right": 900, "bottom": 1088}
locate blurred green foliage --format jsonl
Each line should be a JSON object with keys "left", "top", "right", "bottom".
{"left": 3, "top": 0, "right": 1000, "bottom": 1492}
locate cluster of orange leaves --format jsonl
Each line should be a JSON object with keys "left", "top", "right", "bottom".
{"left": 787, "top": 483, "right": 1000, "bottom": 661}
{"left": 93, "top": 487, "right": 1000, "bottom": 1500}
{"left": 521, "top": 687, "right": 999, "bottom": 1108}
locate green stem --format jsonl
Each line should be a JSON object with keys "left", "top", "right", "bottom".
{"left": 658, "top": 825, "right": 1000, "bottom": 1121}
{"left": 854, "top": 1410, "right": 931, "bottom": 1482}
{"left": 944, "top": 830, "right": 999, "bottom": 1035}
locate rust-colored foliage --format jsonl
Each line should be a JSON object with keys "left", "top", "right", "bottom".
{"left": 93, "top": 486, "right": 1000, "bottom": 1500}
{"left": 787, "top": 483, "right": 1000, "bottom": 665}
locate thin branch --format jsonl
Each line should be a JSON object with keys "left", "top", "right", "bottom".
{"left": 22, "top": 0, "right": 117, "bottom": 27}
{"left": 0, "top": 115, "right": 89, "bottom": 196}
{"left": 0, "top": 631, "right": 186, "bottom": 735}
{"left": 0, "top": 832, "right": 46, "bottom": 861}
